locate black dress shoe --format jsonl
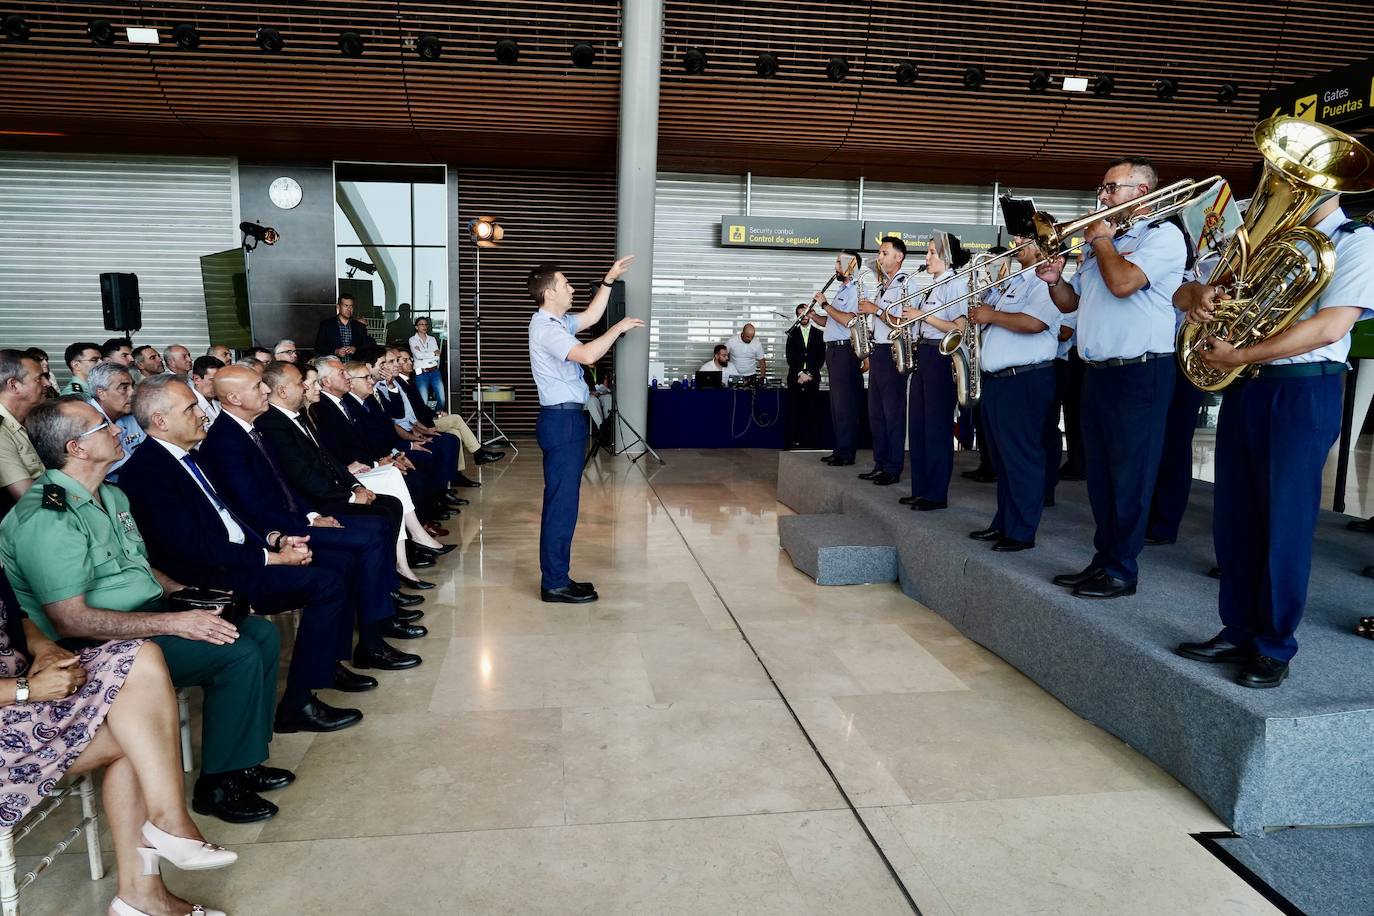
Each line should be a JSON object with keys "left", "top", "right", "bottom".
{"left": 474, "top": 448, "right": 505, "bottom": 465}
{"left": 871, "top": 471, "right": 899, "bottom": 486}
{"left": 1347, "top": 516, "right": 1374, "bottom": 533}
{"left": 1052, "top": 565, "right": 1103, "bottom": 588}
{"left": 542, "top": 585, "right": 598, "bottom": 604}
{"left": 1176, "top": 635, "right": 1250, "bottom": 664}
{"left": 820, "top": 453, "right": 837, "bottom": 463}
{"left": 237, "top": 764, "right": 296, "bottom": 792}
{"left": 898, "top": 495, "right": 920, "bottom": 505}
{"left": 391, "top": 590, "right": 424, "bottom": 607}
{"left": 1043, "top": 494, "right": 1056, "bottom": 508}
{"left": 399, "top": 575, "right": 435, "bottom": 590}
{"left": 961, "top": 469, "right": 998, "bottom": 483}
{"left": 858, "top": 469, "right": 881, "bottom": 480}
{"left": 453, "top": 472, "right": 482, "bottom": 488}
{"left": 968, "top": 527, "right": 1003, "bottom": 541}
{"left": 1144, "top": 535, "right": 1176, "bottom": 546}
{"left": 352, "top": 642, "right": 422, "bottom": 671}
{"left": 407, "top": 554, "right": 436, "bottom": 569}
{"left": 393, "top": 607, "right": 425, "bottom": 623}
{"left": 191, "top": 773, "right": 278, "bottom": 824}
{"left": 1363, "top": 565, "right": 1374, "bottom": 579}
{"left": 1237, "top": 655, "right": 1289, "bottom": 689}
{"left": 569, "top": 579, "right": 595, "bottom": 596}
{"left": 448, "top": 496, "right": 470, "bottom": 506}
{"left": 1072, "top": 572, "right": 1136, "bottom": 599}
{"left": 431, "top": 509, "right": 452, "bottom": 521}
{"left": 830, "top": 457, "right": 854, "bottom": 467}
{"left": 440, "top": 496, "right": 466, "bottom": 511}
{"left": 911, "top": 498, "right": 947, "bottom": 511}
{"left": 993, "top": 536, "right": 1034, "bottom": 552}
{"left": 273, "top": 695, "right": 363, "bottom": 734}
{"left": 1207, "top": 566, "right": 1223, "bottom": 580}
{"left": 383, "top": 618, "right": 428, "bottom": 640}
{"left": 331, "top": 663, "right": 379, "bottom": 692}
{"left": 413, "top": 542, "right": 456, "bottom": 557}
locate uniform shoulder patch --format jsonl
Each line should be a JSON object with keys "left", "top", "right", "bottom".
{"left": 40, "top": 484, "right": 66, "bottom": 512}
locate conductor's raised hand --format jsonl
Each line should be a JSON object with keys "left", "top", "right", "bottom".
{"left": 606, "top": 255, "right": 637, "bottom": 282}
{"left": 612, "top": 317, "right": 645, "bottom": 336}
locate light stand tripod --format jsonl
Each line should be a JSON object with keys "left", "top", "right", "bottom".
{"left": 585, "top": 338, "right": 662, "bottom": 467}
{"left": 466, "top": 239, "right": 515, "bottom": 451}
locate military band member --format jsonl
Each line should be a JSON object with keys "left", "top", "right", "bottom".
{"left": 857, "top": 238, "right": 911, "bottom": 486}
{"left": 1038, "top": 156, "right": 1188, "bottom": 599}
{"left": 812, "top": 251, "right": 864, "bottom": 467}
{"left": 1176, "top": 193, "right": 1374, "bottom": 687}
{"left": 1045, "top": 308, "right": 1081, "bottom": 505}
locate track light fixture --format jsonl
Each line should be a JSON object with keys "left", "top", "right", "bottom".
{"left": 469, "top": 216, "right": 504, "bottom": 248}
{"left": 88, "top": 19, "right": 116, "bottom": 47}
{"left": 1091, "top": 74, "right": 1115, "bottom": 96}
{"left": 571, "top": 41, "right": 596, "bottom": 68}
{"left": 172, "top": 24, "right": 200, "bottom": 50}
{"left": 495, "top": 38, "right": 519, "bottom": 65}
{"left": 683, "top": 47, "right": 708, "bottom": 74}
{"left": 1152, "top": 77, "right": 1179, "bottom": 101}
{"left": 895, "top": 62, "right": 917, "bottom": 86}
{"left": 963, "top": 65, "right": 986, "bottom": 89}
{"left": 3, "top": 14, "right": 31, "bottom": 41}
{"left": 1216, "top": 81, "right": 1240, "bottom": 105}
{"left": 256, "top": 27, "right": 283, "bottom": 52}
{"left": 416, "top": 34, "right": 442, "bottom": 60}
{"left": 1027, "top": 69, "right": 1051, "bottom": 93}
{"left": 826, "top": 56, "right": 850, "bottom": 82}
{"left": 239, "top": 221, "right": 279, "bottom": 251}
{"left": 338, "top": 31, "right": 364, "bottom": 57}
{"left": 755, "top": 52, "right": 780, "bottom": 78}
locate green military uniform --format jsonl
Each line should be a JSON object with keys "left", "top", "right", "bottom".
{"left": 0, "top": 401, "right": 42, "bottom": 494}
{"left": 58, "top": 379, "right": 87, "bottom": 398}
{"left": 0, "top": 468, "right": 279, "bottom": 776}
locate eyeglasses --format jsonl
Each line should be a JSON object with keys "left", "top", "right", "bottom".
{"left": 70, "top": 420, "right": 110, "bottom": 443}
{"left": 276, "top": 349, "right": 298, "bottom": 356}
{"left": 348, "top": 374, "right": 370, "bottom": 380}
{"left": 1095, "top": 181, "right": 1145, "bottom": 196}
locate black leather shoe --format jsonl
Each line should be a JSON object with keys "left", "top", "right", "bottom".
{"left": 453, "top": 472, "right": 482, "bottom": 488}
{"left": 1144, "top": 535, "right": 1176, "bottom": 546}
{"left": 898, "top": 495, "right": 919, "bottom": 505}
{"left": 393, "top": 607, "right": 424, "bottom": 623}
{"left": 407, "top": 553, "right": 436, "bottom": 569}
{"left": 353, "top": 642, "right": 422, "bottom": 670}
{"left": 440, "top": 496, "right": 466, "bottom": 511}
{"left": 391, "top": 590, "right": 424, "bottom": 607}
{"left": 1043, "top": 494, "right": 1056, "bottom": 508}
{"left": 1237, "top": 655, "right": 1289, "bottom": 689}
{"left": 542, "top": 585, "right": 598, "bottom": 604}
{"left": 820, "top": 453, "right": 837, "bottom": 463}
{"left": 961, "top": 469, "right": 997, "bottom": 483}
{"left": 192, "top": 773, "right": 278, "bottom": 824}
{"left": 570, "top": 579, "right": 595, "bottom": 595}
{"left": 431, "top": 509, "right": 452, "bottom": 521}
{"left": 1363, "top": 565, "right": 1374, "bottom": 579}
{"left": 993, "top": 536, "right": 1034, "bottom": 552}
{"left": 830, "top": 457, "right": 854, "bottom": 466}
{"left": 1072, "top": 572, "right": 1136, "bottom": 599}
{"left": 871, "top": 471, "right": 899, "bottom": 486}
{"left": 383, "top": 618, "right": 428, "bottom": 640}
{"left": 912, "top": 498, "right": 947, "bottom": 511}
{"left": 1346, "top": 516, "right": 1374, "bottom": 533}
{"left": 1176, "top": 635, "right": 1250, "bottom": 664}
{"left": 331, "top": 663, "right": 378, "bottom": 692}
{"left": 1052, "top": 565, "right": 1103, "bottom": 588}
{"left": 273, "top": 695, "right": 363, "bottom": 734}
{"left": 968, "top": 527, "right": 1003, "bottom": 541}
{"left": 474, "top": 448, "right": 504, "bottom": 465}
{"left": 237, "top": 764, "right": 296, "bottom": 792}
{"left": 413, "top": 542, "right": 456, "bottom": 557}
{"left": 448, "top": 496, "right": 470, "bottom": 506}
{"left": 399, "top": 575, "right": 435, "bottom": 590}
{"left": 1207, "top": 566, "right": 1223, "bottom": 580}
{"left": 858, "top": 469, "right": 881, "bottom": 480}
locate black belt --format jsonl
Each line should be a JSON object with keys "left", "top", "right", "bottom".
{"left": 984, "top": 360, "right": 1054, "bottom": 379}
{"left": 1083, "top": 352, "right": 1170, "bottom": 369}
{"left": 1251, "top": 361, "right": 1349, "bottom": 379}
{"left": 916, "top": 339, "right": 944, "bottom": 348}
{"left": 542, "top": 402, "right": 585, "bottom": 411}
{"left": 826, "top": 340, "right": 852, "bottom": 348}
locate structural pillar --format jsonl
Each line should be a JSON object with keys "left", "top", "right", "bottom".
{"left": 613, "top": 0, "right": 662, "bottom": 454}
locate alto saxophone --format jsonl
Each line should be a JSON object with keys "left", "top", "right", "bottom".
{"left": 939, "top": 252, "right": 1005, "bottom": 408}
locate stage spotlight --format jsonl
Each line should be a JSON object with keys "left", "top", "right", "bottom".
{"left": 338, "top": 31, "right": 364, "bottom": 57}
{"left": 172, "top": 24, "right": 200, "bottom": 50}
{"left": 755, "top": 52, "right": 780, "bottom": 78}
{"left": 239, "top": 221, "right": 279, "bottom": 248}
{"left": 88, "top": 19, "right": 116, "bottom": 47}
{"left": 1028, "top": 69, "right": 1051, "bottom": 93}
{"left": 1216, "top": 81, "right": 1240, "bottom": 105}
{"left": 345, "top": 258, "right": 376, "bottom": 277}
{"left": 1153, "top": 77, "right": 1179, "bottom": 101}
{"left": 895, "top": 62, "right": 917, "bottom": 85}
{"left": 683, "top": 47, "right": 707, "bottom": 74}
{"left": 2, "top": 14, "right": 30, "bottom": 41}
{"left": 495, "top": 38, "right": 519, "bottom": 65}
{"left": 256, "top": 27, "right": 284, "bottom": 52}
{"left": 571, "top": 41, "right": 596, "bottom": 68}
{"left": 469, "top": 216, "right": 504, "bottom": 248}
{"left": 417, "top": 33, "right": 442, "bottom": 60}
{"left": 963, "top": 65, "right": 986, "bottom": 89}
{"left": 826, "top": 56, "right": 850, "bottom": 82}
{"left": 1091, "top": 74, "right": 1115, "bottom": 96}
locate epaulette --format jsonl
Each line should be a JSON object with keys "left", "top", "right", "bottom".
{"left": 40, "top": 484, "right": 66, "bottom": 512}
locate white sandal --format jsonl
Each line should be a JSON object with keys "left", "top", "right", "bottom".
{"left": 137, "top": 820, "right": 238, "bottom": 874}
{"left": 111, "top": 897, "right": 226, "bottom": 916}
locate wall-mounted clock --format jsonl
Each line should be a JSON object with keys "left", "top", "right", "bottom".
{"left": 269, "top": 176, "right": 303, "bottom": 210}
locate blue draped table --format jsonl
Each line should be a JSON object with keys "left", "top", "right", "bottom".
{"left": 647, "top": 387, "right": 869, "bottom": 449}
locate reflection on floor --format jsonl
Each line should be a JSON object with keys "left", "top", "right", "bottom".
{"left": 1194, "top": 429, "right": 1374, "bottom": 519}
{"left": 24, "top": 449, "right": 1285, "bottom": 915}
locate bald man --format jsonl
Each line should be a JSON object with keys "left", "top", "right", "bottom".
{"left": 726, "top": 323, "right": 766, "bottom": 379}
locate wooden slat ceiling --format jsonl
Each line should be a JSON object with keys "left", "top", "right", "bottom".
{"left": 1, "top": 1, "right": 1373, "bottom": 185}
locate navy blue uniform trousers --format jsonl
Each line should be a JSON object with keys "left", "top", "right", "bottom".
{"left": 1054, "top": 351, "right": 1087, "bottom": 477}
{"left": 306, "top": 514, "right": 399, "bottom": 631}
{"left": 824, "top": 342, "right": 863, "bottom": 460}
{"left": 908, "top": 343, "right": 956, "bottom": 502}
{"left": 1080, "top": 357, "right": 1173, "bottom": 582}
{"left": 982, "top": 366, "right": 1056, "bottom": 542}
{"left": 1215, "top": 373, "right": 1342, "bottom": 662}
{"left": 867, "top": 344, "right": 906, "bottom": 476}
{"left": 537, "top": 407, "right": 588, "bottom": 590}
{"left": 1146, "top": 363, "right": 1208, "bottom": 542}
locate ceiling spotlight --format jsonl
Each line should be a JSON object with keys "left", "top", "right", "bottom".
{"left": 1152, "top": 77, "right": 1179, "bottom": 101}
{"left": 1028, "top": 69, "right": 1051, "bottom": 93}
{"left": 256, "top": 27, "right": 284, "bottom": 52}
{"left": 755, "top": 51, "right": 780, "bottom": 78}
{"left": 571, "top": 41, "right": 596, "bottom": 68}
{"left": 239, "top": 221, "right": 279, "bottom": 249}
{"left": 338, "top": 31, "right": 364, "bottom": 57}
{"left": 1216, "top": 81, "right": 1240, "bottom": 105}
{"left": 468, "top": 216, "right": 504, "bottom": 248}
{"left": 2, "top": 14, "right": 30, "bottom": 41}
{"left": 826, "top": 56, "right": 850, "bottom": 82}
{"left": 963, "top": 65, "right": 987, "bottom": 89}
{"left": 172, "top": 24, "right": 200, "bottom": 50}
{"left": 1091, "top": 74, "right": 1115, "bottom": 96}
{"left": 87, "top": 19, "right": 116, "bottom": 47}
{"left": 683, "top": 47, "right": 708, "bottom": 74}
{"left": 895, "top": 62, "right": 917, "bottom": 86}
{"left": 495, "top": 38, "right": 519, "bottom": 65}
{"left": 416, "top": 33, "right": 441, "bottom": 60}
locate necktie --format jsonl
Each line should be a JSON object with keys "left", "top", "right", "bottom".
{"left": 180, "top": 453, "right": 262, "bottom": 544}
{"left": 248, "top": 428, "right": 301, "bottom": 515}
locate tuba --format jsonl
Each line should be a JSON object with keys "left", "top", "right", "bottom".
{"left": 940, "top": 252, "right": 1006, "bottom": 408}
{"left": 1177, "top": 117, "right": 1374, "bottom": 391}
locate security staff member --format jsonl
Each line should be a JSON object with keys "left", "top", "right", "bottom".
{"left": 528, "top": 255, "right": 640, "bottom": 604}
{"left": 857, "top": 237, "right": 910, "bottom": 486}
{"left": 811, "top": 251, "right": 864, "bottom": 466}
{"left": 901, "top": 231, "right": 970, "bottom": 510}
{"left": 1038, "top": 156, "right": 1187, "bottom": 599}
{"left": 1176, "top": 195, "right": 1374, "bottom": 688}
{"left": 967, "top": 238, "right": 1061, "bottom": 549}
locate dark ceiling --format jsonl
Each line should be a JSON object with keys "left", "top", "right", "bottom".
{"left": 2, "top": 1, "right": 1373, "bottom": 189}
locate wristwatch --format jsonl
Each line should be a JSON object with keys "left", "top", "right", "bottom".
{"left": 15, "top": 677, "right": 29, "bottom": 703}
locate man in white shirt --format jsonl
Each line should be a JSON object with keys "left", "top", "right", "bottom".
{"left": 725, "top": 324, "right": 766, "bottom": 378}
{"left": 188, "top": 355, "right": 224, "bottom": 428}
{"left": 698, "top": 345, "right": 738, "bottom": 382}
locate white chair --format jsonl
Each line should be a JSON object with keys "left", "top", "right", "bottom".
{"left": 0, "top": 774, "right": 104, "bottom": 916}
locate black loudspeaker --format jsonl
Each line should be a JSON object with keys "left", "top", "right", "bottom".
{"left": 606, "top": 279, "right": 626, "bottom": 326}
{"left": 100, "top": 272, "right": 142, "bottom": 332}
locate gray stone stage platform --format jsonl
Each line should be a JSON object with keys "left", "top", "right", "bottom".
{"left": 777, "top": 450, "right": 1374, "bottom": 835}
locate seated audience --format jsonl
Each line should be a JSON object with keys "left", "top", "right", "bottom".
{"left": 393, "top": 350, "right": 500, "bottom": 483}
{"left": 206, "top": 344, "right": 234, "bottom": 365}
{"left": 235, "top": 356, "right": 265, "bottom": 375}
{"left": 188, "top": 355, "right": 224, "bottom": 426}
{"left": 373, "top": 347, "right": 461, "bottom": 496}
{"left": 62, "top": 341, "right": 102, "bottom": 397}
{"left": 87, "top": 361, "right": 145, "bottom": 481}
{"left": 132, "top": 345, "right": 165, "bottom": 378}
{"left": 272, "top": 340, "right": 299, "bottom": 364}
{"left": 247, "top": 347, "right": 273, "bottom": 367}
{"left": 22, "top": 347, "right": 58, "bottom": 400}
{"left": 101, "top": 338, "right": 135, "bottom": 370}
{"left": 163, "top": 344, "right": 193, "bottom": 377}
{"left": 0, "top": 349, "right": 46, "bottom": 506}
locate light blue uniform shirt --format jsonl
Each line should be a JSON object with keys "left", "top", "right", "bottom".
{"left": 822, "top": 280, "right": 858, "bottom": 343}
{"left": 917, "top": 270, "right": 971, "bottom": 341}
{"left": 528, "top": 309, "right": 589, "bottom": 406}
{"left": 980, "top": 271, "right": 1061, "bottom": 373}
{"left": 874, "top": 270, "right": 916, "bottom": 344}
{"left": 92, "top": 400, "right": 145, "bottom": 481}
{"left": 1070, "top": 218, "right": 1187, "bottom": 361}
{"left": 1056, "top": 309, "right": 1079, "bottom": 360}
{"left": 1267, "top": 207, "right": 1374, "bottom": 366}
{"left": 854, "top": 269, "right": 902, "bottom": 345}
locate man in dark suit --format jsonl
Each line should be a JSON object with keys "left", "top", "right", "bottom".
{"left": 314, "top": 294, "right": 375, "bottom": 360}
{"left": 117, "top": 375, "right": 363, "bottom": 734}
{"left": 198, "top": 366, "right": 426, "bottom": 676}
{"left": 785, "top": 302, "right": 827, "bottom": 449}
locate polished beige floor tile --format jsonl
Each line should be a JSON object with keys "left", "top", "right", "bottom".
{"left": 787, "top": 697, "right": 913, "bottom": 808}
{"left": 636, "top": 627, "right": 778, "bottom": 703}
{"left": 431, "top": 634, "right": 656, "bottom": 711}
{"left": 746, "top": 622, "right": 969, "bottom": 697}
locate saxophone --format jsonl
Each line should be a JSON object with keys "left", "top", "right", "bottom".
{"left": 940, "top": 252, "right": 1006, "bottom": 408}
{"left": 846, "top": 266, "right": 885, "bottom": 359}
